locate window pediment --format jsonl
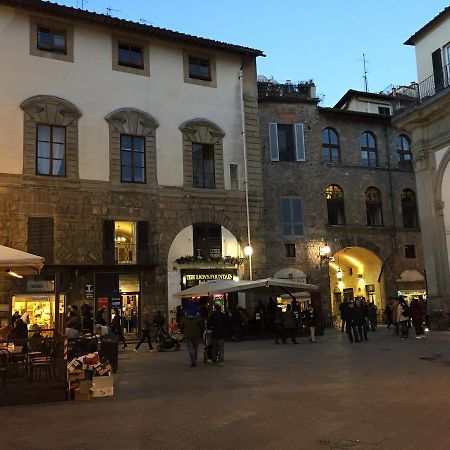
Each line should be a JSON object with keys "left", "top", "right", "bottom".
{"left": 105, "top": 108, "right": 158, "bottom": 136}
{"left": 20, "top": 95, "right": 81, "bottom": 126}
{"left": 179, "top": 119, "right": 225, "bottom": 144}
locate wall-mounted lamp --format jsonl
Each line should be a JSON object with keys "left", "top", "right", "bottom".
{"left": 244, "top": 245, "right": 253, "bottom": 256}
{"left": 8, "top": 270, "right": 23, "bottom": 279}
{"left": 336, "top": 269, "right": 344, "bottom": 280}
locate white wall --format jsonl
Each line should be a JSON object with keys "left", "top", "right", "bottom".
{"left": 0, "top": 7, "right": 246, "bottom": 187}
{"left": 414, "top": 17, "right": 450, "bottom": 82}
{"left": 347, "top": 98, "right": 392, "bottom": 115}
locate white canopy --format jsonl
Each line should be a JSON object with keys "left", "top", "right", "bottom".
{"left": 175, "top": 277, "right": 318, "bottom": 298}
{"left": 0, "top": 245, "right": 45, "bottom": 276}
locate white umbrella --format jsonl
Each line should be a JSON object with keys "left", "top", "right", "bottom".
{"left": 0, "top": 245, "right": 45, "bottom": 277}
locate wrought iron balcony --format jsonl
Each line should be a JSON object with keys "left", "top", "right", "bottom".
{"left": 258, "top": 80, "right": 317, "bottom": 100}
{"left": 393, "top": 62, "right": 450, "bottom": 114}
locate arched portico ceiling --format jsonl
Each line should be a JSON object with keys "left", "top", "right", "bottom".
{"left": 329, "top": 236, "right": 384, "bottom": 260}
{"left": 434, "top": 145, "right": 450, "bottom": 206}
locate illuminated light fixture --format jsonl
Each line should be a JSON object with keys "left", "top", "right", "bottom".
{"left": 8, "top": 270, "right": 23, "bottom": 279}
{"left": 232, "top": 276, "right": 240, "bottom": 282}
{"left": 357, "top": 273, "right": 363, "bottom": 279}
{"left": 336, "top": 269, "right": 343, "bottom": 280}
{"left": 244, "top": 245, "right": 253, "bottom": 256}
{"left": 319, "top": 245, "right": 331, "bottom": 257}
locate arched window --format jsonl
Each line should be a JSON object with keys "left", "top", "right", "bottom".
{"left": 401, "top": 189, "right": 418, "bottom": 228}
{"left": 326, "top": 185, "right": 345, "bottom": 225}
{"left": 365, "top": 187, "right": 383, "bottom": 226}
{"left": 396, "top": 135, "right": 412, "bottom": 170}
{"left": 360, "top": 131, "right": 377, "bottom": 167}
{"left": 322, "top": 128, "right": 340, "bottom": 164}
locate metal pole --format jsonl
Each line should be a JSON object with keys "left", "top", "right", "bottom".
{"left": 239, "top": 65, "right": 252, "bottom": 280}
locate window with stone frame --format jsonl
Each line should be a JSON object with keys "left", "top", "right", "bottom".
{"left": 322, "top": 127, "right": 340, "bottom": 164}
{"left": 193, "top": 223, "right": 222, "bottom": 259}
{"left": 365, "top": 187, "right": 383, "bottom": 226}
{"left": 284, "top": 243, "right": 296, "bottom": 258}
{"left": 281, "top": 197, "right": 304, "bottom": 236}
{"left": 401, "top": 189, "right": 418, "bottom": 228}
{"left": 179, "top": 119, "right": 225, "bottom": 190}
{"left": 192, "top": 143, "right": 215, "bottom": 188}
{"left": 326, "top": 185, "right": 345, "bottom": 225}
{"left": 360, "top": 131, "right": 378, "bottom": 167}
{"left": 268, "top": 123, "right": 306, "bottom": 162}
{"left": 105, "top": 108, "right": 158, "bottom": 186}
{"left": 20, "top": 96, "right": 81, "bottom": 179}
{"left": 404, "top": 245, "right": 416, "bottom": 259}
{"left": 37, "top": 26, "right": 67, "bottom": 54}
{"left": 396, "top": 135, "right": 412, "bottom": 170}
{"left": 118, "top": 43, "right": 144, "bottom": 69}
{"left": 112, "top": 36, "right": 149, "bottom": 77}
{"left": 120, "top": 135, "right": 146, "bottom": 183}
{"left": 188, "top": 56, "right": 212, "bottom": 81}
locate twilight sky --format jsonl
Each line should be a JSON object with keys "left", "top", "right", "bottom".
{"left": 53, "top": 0, "right": 449, "bottom": 106}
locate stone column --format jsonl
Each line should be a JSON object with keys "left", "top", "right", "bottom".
{"left": 413, "top": 146, "right": 450, "bottom": 311}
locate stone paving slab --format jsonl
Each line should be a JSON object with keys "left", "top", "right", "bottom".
{"left": 1, "top": 329, "right": 450, "bottom": 450}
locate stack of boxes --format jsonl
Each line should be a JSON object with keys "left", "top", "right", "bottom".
{"left": 67, "top": 352, "right": 114, "bottom": 401}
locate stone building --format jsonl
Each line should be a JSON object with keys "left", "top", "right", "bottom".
{"left": 258, "top": 80, "right": 425, "bottom": 319}
{"left": 393, "top": 6, "right": 450, "bottom": 313}
{"left": 0, "top": 0, "right": 265, "bottom": 331}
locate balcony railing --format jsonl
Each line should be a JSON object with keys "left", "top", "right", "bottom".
{"left": 393, "top": 63, "right": 450, "bottom": 114}
{"left": 258, "top": 81, "right": 316, "bottom": 99}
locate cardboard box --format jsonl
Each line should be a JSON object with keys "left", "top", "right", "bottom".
{"left": 90, "top": 376, "right": 114, "bottom": 398}
{"left": 78, "top": 379, "right": 93, "bottom": 392}
{"left": 75, "top": 389, "right": 92, "bottom": 401}
{"left": 68, "top": 369, "right": 85, "bottom": 383}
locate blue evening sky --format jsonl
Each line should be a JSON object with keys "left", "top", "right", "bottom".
{"left": 53, "top": 0, "right": 448, "bottom": 106}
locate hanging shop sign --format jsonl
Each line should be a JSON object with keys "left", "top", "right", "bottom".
{"left": 85, "top": 284, "right": 94, "bottom": 301}
{"left": 26, "top": 280, "right": 55, "bottom": 292}
{"left": 180, "top": 269, "right": 237, "bottom": 290}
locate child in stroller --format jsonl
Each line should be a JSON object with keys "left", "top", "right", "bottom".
{"left": 156, "top": 327, "right": 182, "bottom": 352}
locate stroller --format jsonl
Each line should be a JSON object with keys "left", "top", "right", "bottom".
{"left": 156, "top": 328, "right": 181, "bottom": 352}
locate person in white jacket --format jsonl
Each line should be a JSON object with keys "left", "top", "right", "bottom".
{"left": 397, "top": 297, "right": 411, "bottom": 339}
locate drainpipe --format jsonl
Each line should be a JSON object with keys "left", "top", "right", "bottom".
{"left": 239, "top": 64, "right": 253, "bottom": 280}
{"left": 384, "top": 121, "right": 397, "bottom": 251}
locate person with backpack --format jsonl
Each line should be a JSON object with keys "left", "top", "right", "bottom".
{"left": 397, "top": 297, "right": 411, "bottom": 339}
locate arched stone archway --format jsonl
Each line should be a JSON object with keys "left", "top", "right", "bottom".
{"left": 329, "top": 236, "right": 385, "bottom": 261}
{"left": 159, "top": 209, "right": 245, "bottom": 261}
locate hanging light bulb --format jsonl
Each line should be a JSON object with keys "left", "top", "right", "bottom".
{"left": 336, "top": 269, "right": 343, "bottom": 280}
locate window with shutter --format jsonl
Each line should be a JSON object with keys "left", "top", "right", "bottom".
{"left": 269, "top": 123, "right": 305, "bottom": 162}
{"left": 268, "top": 123, "right": 279, "bottom": 161}
{"left": 27, "top": 217, "right": 54, "bottom": 264}
{"left": 294, "top": 123, "right": 305, "bottom": 161}
{"left": 103, "top": 220, "right": 115, "bottom": 265}
{"left": 137, "top": 221, "right": 151, "bottom": 265}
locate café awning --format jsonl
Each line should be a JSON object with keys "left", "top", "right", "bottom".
{"left": 0, "top": 245, "right": 45, "bottom": 276}
{"left": 175, "top": 277, "right": 318, "bottom": 298}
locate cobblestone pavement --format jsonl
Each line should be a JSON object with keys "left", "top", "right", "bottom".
{"left": 2, "top": 328, "right": 450, "bottom": 450}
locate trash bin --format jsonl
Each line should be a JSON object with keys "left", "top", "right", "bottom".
{"left": 100, "top": 337, "right": 119, "bottom": 373}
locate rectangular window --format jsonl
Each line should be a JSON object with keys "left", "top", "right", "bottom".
{"left": 188, "top": 56, "right": 211, "bottom": 81}
{"left": 193, "top": 224, "right": 222, "bottom": 259}
{"left": 230, "top": 164, "right": 238, "bottom": 190}
{"left": 343, "top": 288, "right": 354, "bottom": 303}
{"left": 192, "top": 143, "right": 215, "bottom": 188}
{"left": 37, "top": 26, "right": 66, "bottom": 54}
{"left": 120, "top": 135, "right": 145, "bottom": 183}
{"left": 36, "top": 124, "right": 65, "bottom": 177}
{"left": 268, "top": 123, "right": 305, "bottom": 162}
{"left": 28, "top": 217, "right": 54, "bottom": 264}
{"left": 284, "top": 243, "right": 296, "bottom": 258}
{"left": 115, "top": 221, "right": 137, "bottom": 264}
{"left": 281, "top": 197, "right": 304, "bottom": 236}
{"left": 404, "top": 245, "right": 416, "bottom": 259}
{"left": 378, "top": 106, "right": 391, "bottom": 116}
{"left": 118, "top": 43, "right": 144, "bottom": 69}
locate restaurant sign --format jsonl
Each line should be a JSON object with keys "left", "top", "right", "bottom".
{"left": 181, "top": 269, "right": 237, "bottom": 289}
{"left": 26, "top": 280, "right": 55, "bottom": 292}
{"left": 185, "top": 273, "right": 233, "bottom": 282}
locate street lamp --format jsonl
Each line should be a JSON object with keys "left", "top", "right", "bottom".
{"left": 244, "top": 245, "right": 253, "bottom": 256}
{"left": 336, "top": 269, "right": 343, "bottom": 280}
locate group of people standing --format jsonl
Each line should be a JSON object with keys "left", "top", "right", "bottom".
{"left": 385, "top": 296, "right": 427, "bottom": 339}
{"left": 339, "top": 298, "right": 378, "bottom": 343}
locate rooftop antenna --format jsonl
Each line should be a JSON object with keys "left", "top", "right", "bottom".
{"left": 139, "top": 18, "right": 154, "bottom": 25}
{"left": 78, "top": 0, "right": 88, "bottom": 9}
{"left": 106, "top": 7, "right": 121, "bottom": 16}
{"left": 362, "top": 53, "right": 369, "bottom": 92}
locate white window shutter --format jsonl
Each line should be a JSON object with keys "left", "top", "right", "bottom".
{"left": 294, "top": 123, "right": 305, "bottom": 161}
{"left": 268, "top": 123, "right": 279, "bottom": 161}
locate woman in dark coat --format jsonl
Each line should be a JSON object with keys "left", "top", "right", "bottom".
{"left": 410, "top": 297, "right": 425, "bottom": 337}
{"left": 305, "top": 304, "right": 318, "bottom": 343}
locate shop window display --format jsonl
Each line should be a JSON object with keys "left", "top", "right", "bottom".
{"left": 12, "top": 295, "right": 55, "bottom": 330}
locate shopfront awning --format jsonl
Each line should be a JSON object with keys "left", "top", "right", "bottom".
{"left": 175, "top": 277, "right": 318, "bottom": 298}
{"left": 0, "top": 245, "right": 45, "bottom": 276}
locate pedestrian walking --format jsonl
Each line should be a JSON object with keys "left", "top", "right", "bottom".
{"left": 207, "top": 304, "right": 228, "bottom": 365}
{"left": 346, "top": 301, "right": 359, "bottom": 343}
{"left": 354, "top": 299, "right": 369, "bottom": 342}
{"left": 410, "top": 297, "right": 425, "bottom": 338}
{"left": 134, "top": 306, "right": 154, "bottom": 352}
{"left": 179, "top": 303, "right": 205, "bottom": 367}
{"left": 397, "top": 297, "right": 411, "bottom": 339}
{"left": 385, "top": 299, "right": 393, "bottom": 329}
{"left": 368, "top": 301, "right": 377, "bottom": 331}
{"left": 339, "top": 300, "right": 348, "bottom": 332}
{"left": 305, "top": 304, "right": 317, "bottom": 343}
{"left": 283, "top": 304, "right": 298, "bottom": 344}
{"left": 111, "top": 308, "right": 127, "bottom": 349}
{"left": 274, "top": 307, "right": 286, "bottom": 344}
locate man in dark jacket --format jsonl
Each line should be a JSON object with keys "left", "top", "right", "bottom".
{"left": 339, "top": 300, "right": 348, "bottom": 332}
{"left": 179, "top": 305, "right": 205, "bottom": 367}
{"left": 346, "top": 302, "right": 359, "bottom": 343}
{"left": 354, "top": 300, "right": 368, "bottom": 342}
{"left": 134, "top": 306, "right": 154, "bottom": 352}
{"left": 283, "top": 304, "right": 298, "bottom": 344}
{"left": 207, "top": 304, "right": 229, "bottom": 365}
